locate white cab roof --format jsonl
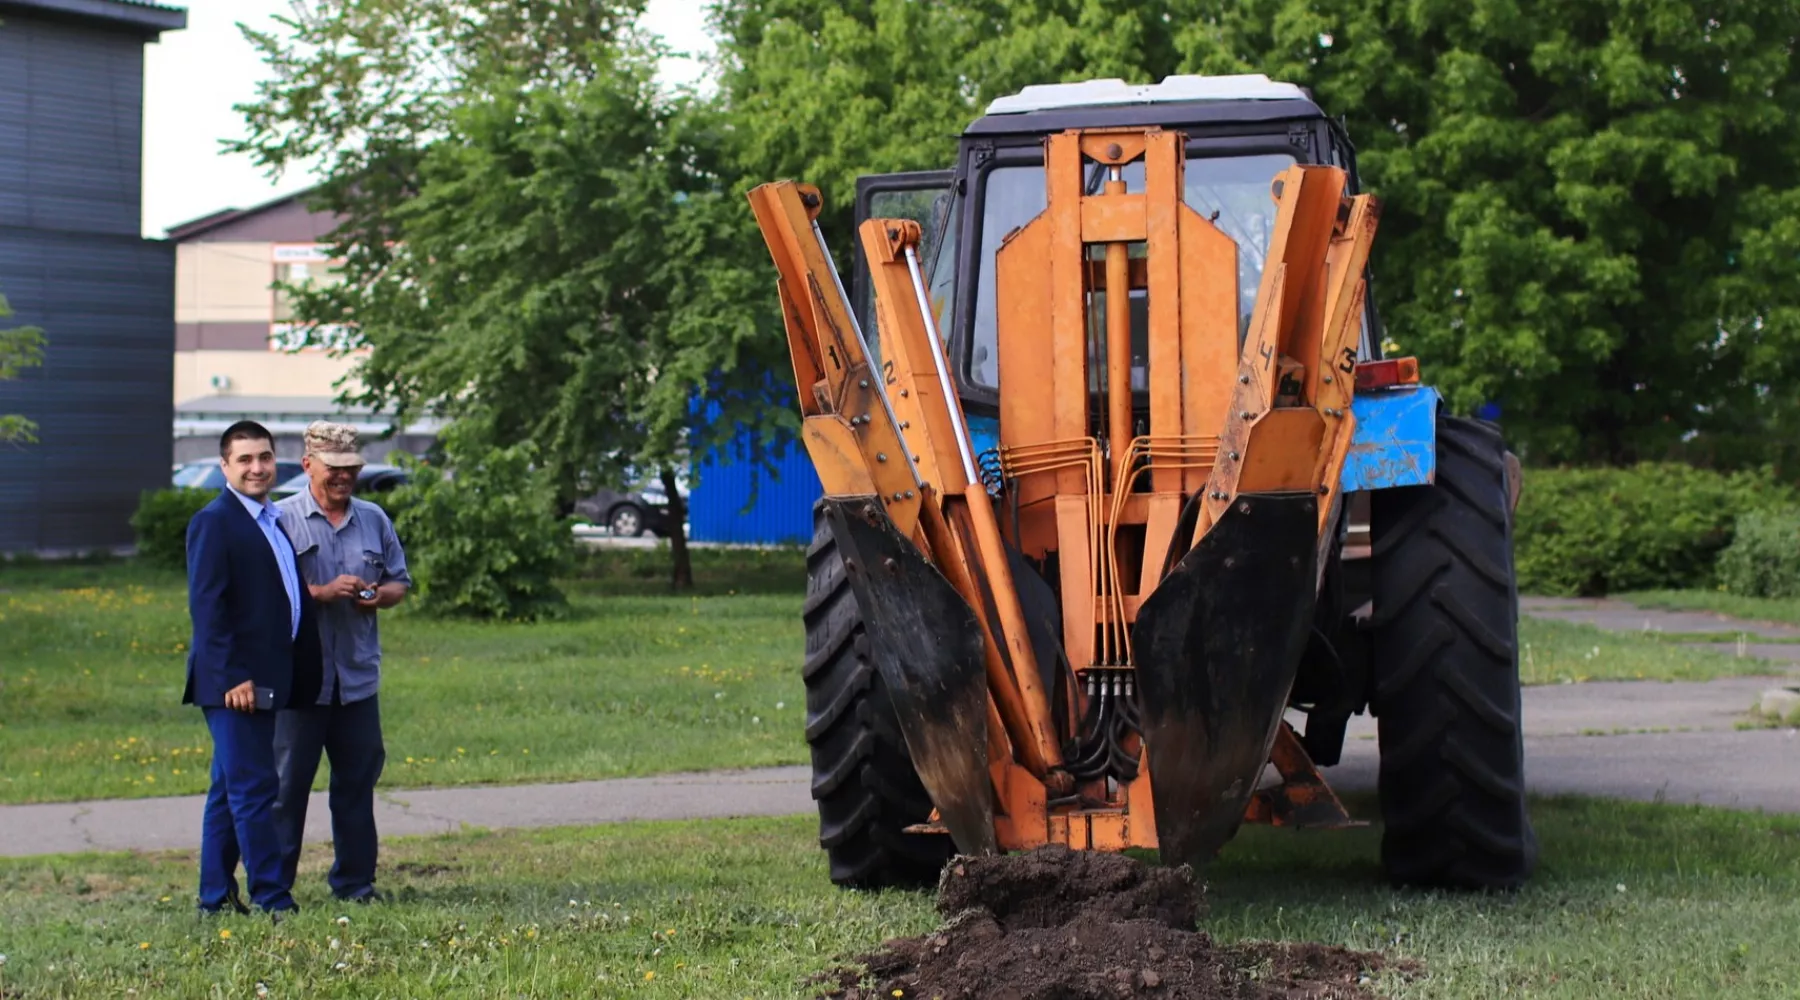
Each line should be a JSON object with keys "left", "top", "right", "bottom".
{"left": 983, "top": 74, "right": 1308, "bottom": 115}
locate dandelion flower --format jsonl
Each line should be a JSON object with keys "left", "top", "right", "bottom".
{"left": 644, "top": 971, "right": 656, "bottom": 981}
{"left": 218, "top": 929, "right": 232, "bottom": 940}
{"left": 138, "top": 942, "right": 150, "bottom": 950}
{"left": 337, "top": 915, "right": 351, "bottom": 927}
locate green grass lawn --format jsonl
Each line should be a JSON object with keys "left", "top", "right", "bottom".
{"left": 1621, "top": 589, "right": 1800, "bottom": 629}
{"left": 1517, "top": 616, "right": 1787, "bottom": 684}
{"left": 0, "top": 550, "right": 813, "bottom": 806}
{"left": 0, "top": 795, "right": 1796, "bottom": 998}
{"left": 1, "top": 551, "right": 1778, "bottom": 806}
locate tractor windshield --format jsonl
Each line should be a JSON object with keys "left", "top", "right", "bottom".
{"left": 966, "top": 152, "right": 1295, "bottom": 389}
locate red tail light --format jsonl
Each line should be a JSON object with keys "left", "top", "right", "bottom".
{"left": 1354, "top": 357, "right": 1420, "bottom": 391}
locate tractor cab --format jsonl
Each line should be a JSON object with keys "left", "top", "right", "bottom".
{"left": 849, "top": 75, "right": 1380, "bottom": 420}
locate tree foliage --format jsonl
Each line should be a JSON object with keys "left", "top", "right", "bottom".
{"left": 0, "top": 289, "right": 45, "bottom": 445}
{"left": 233, "top": 0, "right": 795, "bottom": 591}
{"left": 387, "top": 423, "right": 576, "bottom": 621}
{"left": 712, "top": 0, "right": 1800, "bottom": 467}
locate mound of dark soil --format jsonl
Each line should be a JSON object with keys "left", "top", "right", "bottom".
{"left": 811, "top": 845, "right": 1409, "bottom": 1000}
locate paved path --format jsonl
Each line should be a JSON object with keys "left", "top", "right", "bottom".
{"left": 1521, "top": 595, "right": 1800, "bottom": 642}
{"left": 0, "top": 768, "right": 817, "bottom": 858}
{"left": 4, "top": 599, "right": 1797, "bottom": 859}
{"left": 6, "top": 677, "right": 1796, "bottom": 858}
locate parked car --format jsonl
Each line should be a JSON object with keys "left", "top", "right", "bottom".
{"left": 269, "top": 463, "right": 412, "bottom": 500}
{"left": 573, "top": 477, "right": 677, "bottom": 537}
{"left": 172, "top": 458, "right": 303, "bottom": 491}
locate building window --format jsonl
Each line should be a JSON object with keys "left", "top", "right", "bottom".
{"left": 272, "top": 259, "right": 344, "bottom": 323}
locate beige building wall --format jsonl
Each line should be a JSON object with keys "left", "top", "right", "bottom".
{"left": 173, "top": 239, "right": 359, "bottom": 405}
{"left": 175, "top": 242, "right": 276, "bottom": 325}
{"left": 174, "top": 349, "right": 364, "bottom": 404}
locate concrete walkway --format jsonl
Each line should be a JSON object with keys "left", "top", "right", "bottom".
{"left": 0, "top": 767, "right": 816, "bottom": 858}
{"left": 3, "top": 600, "right": 1797, "bottom": 859}
{"left": 1521, "top": 595, "right": 1800, "bottom": 642}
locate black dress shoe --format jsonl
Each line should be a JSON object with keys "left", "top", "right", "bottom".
{"left": 340, "top": 887, "right": 389, "bottom": 905}
{"left": 196, "top": 886, "right": 252, "bottom": 917}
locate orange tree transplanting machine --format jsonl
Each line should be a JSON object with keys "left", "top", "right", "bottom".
{"left": 746, "top": 74, "right": 1536, "bottom": 894}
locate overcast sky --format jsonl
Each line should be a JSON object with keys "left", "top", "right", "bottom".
{"left": 139, "top": 0, "right": 716, "bottom": 238}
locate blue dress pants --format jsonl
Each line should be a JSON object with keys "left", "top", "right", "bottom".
{"left": 272, "top": 693, "right": 387, "bottom": 900}
{"left": 199, "top": 706, "right": 295, "bottom": 913}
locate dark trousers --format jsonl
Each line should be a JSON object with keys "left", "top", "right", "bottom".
{"left": 199, "top": 706, "right": 296, "bottom": 912}
{"left": 272, "top": 693, "right": 386, "bottom": 900}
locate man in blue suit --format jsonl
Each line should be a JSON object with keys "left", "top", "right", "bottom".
{"left": 183, "top": 420, "right": 323, "bottom": 919}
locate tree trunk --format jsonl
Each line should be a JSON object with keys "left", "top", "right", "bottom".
{"left": 660, "top": 465, "right": 694, "bottom": 590}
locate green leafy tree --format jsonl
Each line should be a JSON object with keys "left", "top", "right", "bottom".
{"left": 712, "top": 0, "right": 1800, "bottom": 468}
{"left": 1177, "top": 0, "right": 1800, "bottom": 467}
{"left": 233, "top": 1, "right": 795, "bottom": 591}
{"left": 0, "top": 289, "right": 45, "bottom": 445}
{"left": 710, "top": 0, "right": 1182, "bottom": 238}
{"left": 387, "top": 422, "right": 576, "bottom": 620}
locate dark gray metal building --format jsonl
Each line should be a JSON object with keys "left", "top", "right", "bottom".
{"left": 0, "top": 0, "right": 187, "bottom": 555}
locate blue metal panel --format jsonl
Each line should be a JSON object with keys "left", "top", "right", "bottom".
{"left": 967, "top": 413, "right": 1000, "bottom": 462}
{"left": 686, "top": 438, "right": 823, "bottom": 546}
{"left": 1340, "top": 385, "right": 1440, "bottom": 493}
{"left": 0, "top": 230, "right": 174, "bottom": 553}
{"left": 0, "top": 10, "right": 146, "bottom": 235}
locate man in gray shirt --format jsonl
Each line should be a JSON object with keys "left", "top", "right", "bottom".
{"left": 273, "top": 421, "right": 412, "bottom": 903}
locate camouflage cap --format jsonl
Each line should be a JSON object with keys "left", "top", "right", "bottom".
{"left": 303, "top": 420, "right": 364, "bottom": 468}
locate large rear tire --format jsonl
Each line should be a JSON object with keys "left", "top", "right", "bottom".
{"left": 803, "top": 502, "right": 954, "bottom": 889}
{"left": 1368, "top": 412, "right": 1538, "bottom": 891}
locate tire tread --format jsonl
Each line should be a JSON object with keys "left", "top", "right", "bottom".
{"left": 1368, "top": 413, "right": 1537, "bottom": 891}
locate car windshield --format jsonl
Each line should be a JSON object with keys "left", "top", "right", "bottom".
{"left": 174, "top": 464, "right": 224, "bottom": 489}
{"left": 966, "top": 151, "right": 1296, "bottom": 389}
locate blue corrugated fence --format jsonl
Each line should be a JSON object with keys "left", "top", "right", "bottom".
{"left": 686, "top": 435, "right": 822, "bottom": 546}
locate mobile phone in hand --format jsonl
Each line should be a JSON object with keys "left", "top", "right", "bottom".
{"left": 358, "top": 586, "right": 377, "bottom": 601}
{"left": 255, "top": 686, "right": 276, "bottom": 712}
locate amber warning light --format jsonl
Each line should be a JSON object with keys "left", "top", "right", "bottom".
{"left": 1354, "top": 357, "right": 1420, "bottom": 392}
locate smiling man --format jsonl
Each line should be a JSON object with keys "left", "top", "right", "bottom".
{"left": 273, "top": 421, "right": 412, "bottom": 904}
{"left": 183, "top": 419, "right": 323, "bottom": 920}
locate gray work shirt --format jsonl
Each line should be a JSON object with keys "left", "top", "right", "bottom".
{"left": 275, "top": 489, "right": 412, "bottom": 705}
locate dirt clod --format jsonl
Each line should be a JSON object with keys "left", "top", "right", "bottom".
{"left": 812, "top": 845, "right": 1411, "bottom": 1000}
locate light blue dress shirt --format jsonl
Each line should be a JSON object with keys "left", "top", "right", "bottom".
{"left": 227, "top": 484, "right": 301, "bottom": 640}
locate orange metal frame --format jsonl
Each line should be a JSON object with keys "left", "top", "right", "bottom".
{"left": 747, "top": 123, "right": 1382, "bottom": 857}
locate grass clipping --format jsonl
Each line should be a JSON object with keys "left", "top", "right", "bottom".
{"left": 812, "top": 845, "right": 1410, "bottom": 1000}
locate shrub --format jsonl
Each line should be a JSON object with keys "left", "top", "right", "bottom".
{"left": 386, "top": 435, "right": 575, "bottom": 621}
{"left": 129, "top": 487, "right": 218, "bottom": 569}
{"left": 1715, "top": 507, "right": 1800, "bottom": 599}
{"left": 1512, "top": 462, "right": 1796, "bottom": 596}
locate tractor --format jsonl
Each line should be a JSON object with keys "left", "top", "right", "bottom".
{"left": 746, "top": 74, "right": 1535, "bottom": 894}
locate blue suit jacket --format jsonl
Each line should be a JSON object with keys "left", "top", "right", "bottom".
{"left": 181, "top": 490, "right": 323, "bottom": 710}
